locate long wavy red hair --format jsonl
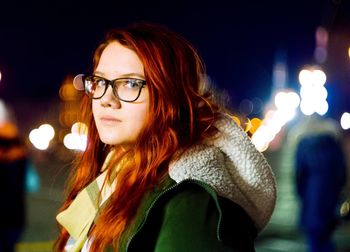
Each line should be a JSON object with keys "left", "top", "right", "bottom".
{"left": 55, "top": 23, "right": 227, "bottom": 251}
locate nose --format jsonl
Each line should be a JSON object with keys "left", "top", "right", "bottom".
{"left": 100, "top": 85, "right": 121, "bottom": 109}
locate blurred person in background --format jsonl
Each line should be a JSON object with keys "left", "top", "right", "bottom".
{"left": 294, "top": 115, "right": 347, "bottom": 252}
{"left": 0, "top": 100, "right": 40, "bottom": 252}
{"left": 0, "top": 121, "right": 28, "bottom": 252}
{"left": 55, "top": 23, "right": 276, "bottom": 251}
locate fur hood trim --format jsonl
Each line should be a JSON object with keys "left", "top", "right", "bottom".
{"left": 169, "top": 114, "right": 277, "bottom": 232}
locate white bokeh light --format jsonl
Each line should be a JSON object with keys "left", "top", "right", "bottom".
{"left": 274, "top": 91, "right": 300, "bottom": 112}
{"left": 63, "top": 133, "right": 87, "bottom": 151}
{"left": 63, "top": 121, "right": 88, "bottom": 151}
{"left": 28, "top": 124, "right": 55, "bottom": 150}
{"left": 29, "top": 128, "right": 51, "bottom": 150}
{"left": 298, "top": 67, "right": 329, "bottom": 116}
{"left": 251, "top": 128, "right": 270, "bottom": 152}
{"left": 298, "top": 68, "right": 326, "bottom": 86}
{"left": 315, "top": 100, "right": 329, "bottom": 115}
{"left": 71, "top": 122, "right": 88, "bottom": 135}
{"left": 287, "top": 92, "right": 301, "bottom": 109}
{"left": 274, "top": 92, "right": 286, "bottom": 110}
{"left": 39, "top": 124, "right": 55, "bottom": 140}
{"left": 313, "top": 69, "right": 327, "bottom": 86}
{"left": 300, "top": 85, "right": 313, "bottom": 99}
{"left": 300, "top": 100, "right": 315, "bottom": 116}
{"left": 252, "top": 90, "right": 299, "bottom": 152}
{"left": 340, "top": 112, "right": 350, "bottom": 130}
{"left": 298, "top": 69, "right": 313, "bottom": 86}
{"left": 0, "top": 100, "right": 8, "bottom": 122}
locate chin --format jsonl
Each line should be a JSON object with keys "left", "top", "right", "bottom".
{"left": 99, "top": 137, "right": 133, "bottom": 147}
{"left": 99, "top": 136, "right": 121, "bottom": 145}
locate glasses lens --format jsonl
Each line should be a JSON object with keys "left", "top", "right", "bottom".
{"left": 84, "top": 76, "right": 106, "bottom": 98}
{"left": 114, "top": 79, "right": 145, "bottom": 101}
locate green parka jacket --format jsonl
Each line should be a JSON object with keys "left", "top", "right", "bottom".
{"left": 118, "top": 176, "right": 257, "bottom": 252}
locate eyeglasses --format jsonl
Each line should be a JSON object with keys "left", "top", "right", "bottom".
{"left": 73, "top": 74, "right": 147, "bottom": 102}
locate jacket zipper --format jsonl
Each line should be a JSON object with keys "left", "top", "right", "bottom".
{"left": 183, "top": 179, "right": 224, "bottom": 242}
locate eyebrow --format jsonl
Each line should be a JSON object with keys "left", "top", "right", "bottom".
{"left": 94, "top": 71, "right": 145, "bottom": 80}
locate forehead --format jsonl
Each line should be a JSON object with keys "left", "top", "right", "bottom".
{"left": 95, "top": 41, "right": 144, "bottom": 76}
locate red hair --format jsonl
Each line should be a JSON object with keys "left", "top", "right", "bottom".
{"left": 55, "top": 23, "right": 227, "bottom": 251}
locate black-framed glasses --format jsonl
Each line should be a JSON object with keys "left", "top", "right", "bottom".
{"left": 73, "top": 74, "right": 147, "bottom": 102}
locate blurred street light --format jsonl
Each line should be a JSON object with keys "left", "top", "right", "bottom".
{"left": 0, "top": 99, "right": 9, "bottom": 122}
{"left": 63, "top": 122, "right": 88, "bottom": 151}
{"left": 314, "top": 26, "right": 328, "bottom": 63}
{"left": 63, "top": 133, "right": 87, "bottom": 151}
{"left": 340, "top": 112, "right": 350, "bottom": 130}
{"left": 298, "top": 67, "right": 328, "bottom": 116}
{"left": 274, "top": 91, "right": 300, "bottom": 111}
{"left": 252, "top": 90, "right": 299, "bottom": 152}
{"left": 39, "top": 124, "right": 55, "bottom": 140}
{"left": 298, "top": 69, "right": 326, "bottom": 86}
{"left": 29, "top": 124, "right": 55, "bottom": 150}
{"left": 71, "top": 122, "right": 88, "bottom": 135}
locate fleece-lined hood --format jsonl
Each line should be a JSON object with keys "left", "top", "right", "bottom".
{"left": 169, "top": 114, "right": 277, "bottom": 232}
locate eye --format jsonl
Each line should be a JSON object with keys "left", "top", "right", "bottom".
{"left": 85, "top": 76, "right": 106, "bottom": 87}
{"left": 122, "top": 79, "right": 144, "bottom": 89}
{"left": 94, "top": 77, "right": 106, "bottom": 87}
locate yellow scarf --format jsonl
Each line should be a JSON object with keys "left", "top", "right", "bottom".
{"left": 56, "top": 150, "right": 117, "bottom": 252}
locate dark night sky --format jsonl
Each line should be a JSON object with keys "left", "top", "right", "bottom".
{"left": 0, "top": 0, "right": 349, "bottom": 132}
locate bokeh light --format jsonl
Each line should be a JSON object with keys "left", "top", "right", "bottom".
{"left": 0, "top": 100, "right": 8, "bottom": 122}
{"left": 274, "top": 91, "right": 300, "bottom": 111}
{"left": 252, "top": 90, "right": 299, "bottom": 152}
{"left": 340, "top": 112, "right": 350, "bottom": 130}
{"left": 298, "top": 68, "right": 328, "bottom": 116}
{"left": 249, "top": 118, "right": 262, "bottom": 135}
{"left": 251, "top": 97, "right": 264, "bottom": 114}
{"left": 231, "top": 115, "right": 241, "bottom": 127}
{"left": 315, "top": 100, "right": 329, "bottom": 116}
{"left": 71, "top": 122, "right": 88, "bottom": 135}
{"left": 300, "top": 100, "right": 315, "bottom": 116}
{"left": 63, "top": 133, "right": 87, "bottom": 151}
{"left": 29, "top": 124, "right": 55, "bottom": 150}
{"left": 298, "top": 68, "right": 326, "bottom": 86}
{"left": 63, "top": 122, "right": 88, "bottom": 151}
{"left": 313, "top": 70, "right": 327, "bottom": 86}
{"left": 239, "top": 99, "right": 253, "bottom": 116}
{"left": 298, "top": 69, "right": 313, "bottom": 86}
{"left": 39, "top": 124, "right": 55, "bottom": 140}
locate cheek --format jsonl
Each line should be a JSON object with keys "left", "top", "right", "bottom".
{"left": 91, "top": 102, "right": 103, "bottom": 136}
{"left": 92, "top": 101, "right": 100, "bottom": 121}
{"left": 92, "top": 100, "right": 98, "bottom": 113}
{"left": 124, "top": 106, "right": 149, "bottom": 142}
{"left": 129, "top": 105, "right": 148, "bottom": 131}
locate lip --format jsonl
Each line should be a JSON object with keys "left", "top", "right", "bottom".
{"left": 99, "top": 116, "right": 122, "bottom": 124}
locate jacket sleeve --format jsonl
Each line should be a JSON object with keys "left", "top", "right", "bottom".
{"left": 153, "top": 183, "right": 255, "bottom": 252}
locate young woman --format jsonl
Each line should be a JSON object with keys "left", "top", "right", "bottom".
{"left": 55, "top": 23, "right": 276, "bottom": 252}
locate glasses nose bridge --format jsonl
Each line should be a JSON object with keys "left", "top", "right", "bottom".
{"left": 106, "top": 79, "right": 114, "bottom": 89}
{"left": 105, "top": 79, "right": 119, "bottom": 98}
